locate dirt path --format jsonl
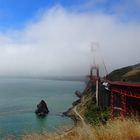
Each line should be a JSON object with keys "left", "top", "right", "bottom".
{"left": 73, "top": 105, "right": 92, "bottom": 137}
{"left": 73, "top": 106, "right": 86, "bottom": 127}
{"left": 54, "top": 99, "right": 91, "bottom": 139}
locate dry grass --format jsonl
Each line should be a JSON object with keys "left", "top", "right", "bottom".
{"left": 123, "top": 65, "right": 140, "bottom": 78}
{"left": 4, "top": 118, "right": 140, "bottom": 140}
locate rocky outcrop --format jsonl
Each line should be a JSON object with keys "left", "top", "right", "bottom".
{"left": 75, "top": 90, "right": 82, "bottom": 98}
{"left": 35, "top": 100, "right": 49, "bottom": 117}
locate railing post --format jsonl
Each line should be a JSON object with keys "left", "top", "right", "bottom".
{"left": 111, "top": 92, "right": 114, "bottom": 118}
{"left": 121, "top": 94, "right": 126, "bottom": 117}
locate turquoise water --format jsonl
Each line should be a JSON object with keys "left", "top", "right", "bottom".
{"left": 0, "top": 78, "right": 85, "bottom": 137}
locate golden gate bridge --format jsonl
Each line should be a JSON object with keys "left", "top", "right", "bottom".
{"left": 88, "top": 43, "right": 140, "bottom": 117}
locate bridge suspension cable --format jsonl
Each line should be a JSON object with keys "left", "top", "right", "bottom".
{"left": 90, "top": 42, "right": 108, "bottom": 77}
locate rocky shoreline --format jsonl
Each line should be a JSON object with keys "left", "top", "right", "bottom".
{"left": 63, "top": 81, "right": 95, "bottom": 125}
{"left": 63, "top": 99, "right": 81, "bottom": 124}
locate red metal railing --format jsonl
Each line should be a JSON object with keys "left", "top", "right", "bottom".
{"left": 108, "top": 81, "right": 140, "bottom": 117}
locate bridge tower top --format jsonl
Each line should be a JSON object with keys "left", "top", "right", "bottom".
{"left": 89, "top": 66, "right": 99, "bottom": 82}
{"left": 88, "top": 42, "right": 100, "bottom": 82}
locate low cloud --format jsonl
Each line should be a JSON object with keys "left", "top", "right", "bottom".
{"left": 0, "top": 6, "right": 139, "bottom": 77}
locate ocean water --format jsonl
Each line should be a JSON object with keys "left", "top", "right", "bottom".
{"left": 0, "top": 78, "right": 85, "bottom": 137}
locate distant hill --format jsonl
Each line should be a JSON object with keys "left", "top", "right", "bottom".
{"left": 107, "top": 63, "right": 140, "bottom": 82}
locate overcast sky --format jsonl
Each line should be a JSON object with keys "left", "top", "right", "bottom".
{"left": 0, "top": 0, "right": 140, "bottom": 77}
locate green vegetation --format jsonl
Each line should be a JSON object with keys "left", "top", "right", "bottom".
{"left": 84, "top": 101, "right": 111, "bottom": 125}
{"left": 107, "top": 63, "right": 140, "bottom": 82}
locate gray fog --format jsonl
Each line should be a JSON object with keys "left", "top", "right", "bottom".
{"left": 0, "top": 6, "right": 139, "bottom": 77}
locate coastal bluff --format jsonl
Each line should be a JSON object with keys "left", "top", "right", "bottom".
{"left": 63, "top": 81, "right": 95, "bottom": 124}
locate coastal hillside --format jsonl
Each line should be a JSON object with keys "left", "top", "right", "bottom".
{"left": 107, "top": 63, "right": 140, "bottom": 82}
{"left": 3, "top": 64, "right": 140, "bottom": 140}
{"left": 4, "top": 67, "right": 140, "bottom": 139}
{"left": 10, "top": 81, "right": 140, "bottom": 140}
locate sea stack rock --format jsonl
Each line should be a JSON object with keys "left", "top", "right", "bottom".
{"left": 35, "top": 100, "right": 49, "bottom": 117}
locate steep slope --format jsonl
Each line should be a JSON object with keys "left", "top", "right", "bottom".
{"left": 107, "top": 63, "right": 140, "bottom": 82}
